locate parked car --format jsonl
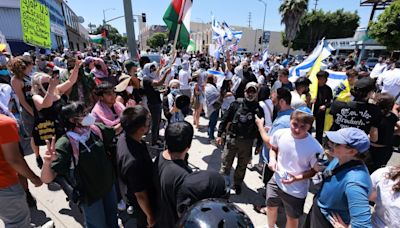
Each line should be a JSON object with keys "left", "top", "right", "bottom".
{"left": 365, "top": 57, "right": 379, "bottom": 70}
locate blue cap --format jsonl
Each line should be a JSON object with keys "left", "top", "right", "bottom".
{"left": 295, "top": 106, "right": 313, "bottom": 116}
{"left": 325, "top": 128, "right": 370, "bottom": 153}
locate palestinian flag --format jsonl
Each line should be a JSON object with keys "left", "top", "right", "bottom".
{"left": 186, "top": 36, "right": 196, "bottom": 52}
{"left": 89, "top": 34, "right": 103, "bottom": 44}
{"left": 163, "top": 0, "right": 193, "bottom": 48}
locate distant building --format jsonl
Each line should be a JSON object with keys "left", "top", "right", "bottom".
{"left": 0, "top": 0, "right": 70, "bottom": 54}
{"left": 140, "top": 25, "right": 168, "bottom": 50}
{"left": 61, "top": 1, "right": 89, "bottom": 51}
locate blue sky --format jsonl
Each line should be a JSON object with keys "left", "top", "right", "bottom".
{"left": 66, "top": 0, "right": 377, "bottom": 36}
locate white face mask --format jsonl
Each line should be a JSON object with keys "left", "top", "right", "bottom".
{"left": 126, "top": 86, "right": 133, "bottom": 94}
{"left": 81, "top": 113, "right": 96, "bottom": 126}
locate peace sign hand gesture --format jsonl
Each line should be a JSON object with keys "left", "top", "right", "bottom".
{"left": 43, "top": 137, "right": 57, "bottom": 165}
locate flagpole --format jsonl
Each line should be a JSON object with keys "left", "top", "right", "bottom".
{"left": 172, "top": 22, "right": 182, "bottom": 56}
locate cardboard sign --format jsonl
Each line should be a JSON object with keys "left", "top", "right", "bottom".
{"left": 20, "top": 0, "right": 51, "bottom": 48}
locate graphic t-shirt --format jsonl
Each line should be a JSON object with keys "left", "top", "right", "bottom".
{"left": 330, "top": 101, "right": 382, "bottom": 134}
{"left": 0, "top": 114, "right": 20, "bottom": 188}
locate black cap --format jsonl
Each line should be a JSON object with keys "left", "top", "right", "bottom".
{"left": 354, "top": 77, "right": 376, "bottom": 92}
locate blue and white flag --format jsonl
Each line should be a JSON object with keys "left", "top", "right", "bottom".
{"left": 326, "top": 70, "right": 347, "bottom": 91}
{"left": 289, "top": 38, "right": 335, "bottom": 82}
{"left": 212, "top": 16, "right": 225, "bottom": 40}
{"left": 261, "top": 47, "right": 269, "bottom": 63}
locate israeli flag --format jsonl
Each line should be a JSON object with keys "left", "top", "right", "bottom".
{"left": 262, "top": 48, "right": 269, "bottom": 63}
{"left": 212, "top": 16, "right": 226, "bottom": 40}
{"left": 289, "top": 38, "right": 335, "bottom": 82}
{"left": 326, "top": 70, "right": 347, "bottom": 91}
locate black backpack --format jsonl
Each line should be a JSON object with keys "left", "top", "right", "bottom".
{"left": 230, "top": 99, "right": 262, "bottom": 139}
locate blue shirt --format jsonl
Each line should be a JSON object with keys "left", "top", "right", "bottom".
{"left": 317, "top": 158, "right": 372, "bottom": 228}
{"left": 262, "top": 109, "right": 294, "bottom": 162}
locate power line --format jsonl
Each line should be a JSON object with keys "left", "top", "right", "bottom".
{"left": 248, "top": 12, "right": 252, "bottom": 28}
{"left": 314, "top": 0, "right": 319, "bottom": 11}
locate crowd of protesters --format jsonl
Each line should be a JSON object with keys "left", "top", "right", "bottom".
{"left": 0, "top": 46, "right": 399, "bottom": 228}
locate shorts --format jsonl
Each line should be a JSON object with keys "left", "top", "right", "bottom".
{"left": 266, "top": 177, "right": 306, "bottom": 219}
{"left": 20, "top": 109, "right": 34, "bottom": 137}
{"left": 0, "top": 184, "right": 30, "bottom": 228}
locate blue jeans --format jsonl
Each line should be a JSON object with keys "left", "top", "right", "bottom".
{"left": 81, "top": 185, "right": 118, "bottom": 228}
{"left": 208, "top": 109, "right": 219, "bottom": 140}
{"left": 258, "top": 143, "right": 269, "bottom": 165}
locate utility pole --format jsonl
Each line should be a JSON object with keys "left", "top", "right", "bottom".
{"left": 314, "top": 0, "right": 319, "bottom": 11}
{"left": 123, "top": 0, "right": 138, "bottom": 60}
{"left": 258, "top": 0, "right": 267, "bottom": 50}
{"left": 248, "top": 12, "right": 252, "bottom": 28}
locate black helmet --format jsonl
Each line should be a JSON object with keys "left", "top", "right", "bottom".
{"left": 177, "top": 199, "right": 254, "bottom": 228}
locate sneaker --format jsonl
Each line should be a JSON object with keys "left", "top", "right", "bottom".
{"left": 117, "top": 200, "right": 126, "bottom": 211}
{"left": 36, "top": 156, "right": 43, "bottom": 169}
{"left": 26, "top": 191, "right": 37, "bottom": 207}
{"left": 233, "top": 184, "right": 242, "bottom": 195}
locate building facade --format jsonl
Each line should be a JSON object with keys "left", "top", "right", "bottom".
{"left": 0, "top": 0, "right": 70, "bottom": 54}
{"left": 61, "top": 2, "right": 89, "bottom": 51}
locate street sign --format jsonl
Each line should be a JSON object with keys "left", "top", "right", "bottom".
{"left": 20, "top": 0, "right": 51, "bottom": 48}
{"left": 262, "top": 31, "right": 270, "bottom": 44}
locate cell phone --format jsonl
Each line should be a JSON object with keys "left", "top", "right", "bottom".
{"left": 52, "top": 69, "right": 60, "bottom": 79}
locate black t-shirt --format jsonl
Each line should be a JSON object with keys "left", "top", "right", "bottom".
{"left": 143, "top": 77, "right": 161, "bottom": 105}
{"left": 156, "top": 153, "right": 192, "bottom": 228}
{"left": 376, "top": 112, "right": 398, "bottom": 146}
{"left": 118, "top": 136, "right": 157, "bottom": 217}
{"left": 329, "top": 100, "right": 382, "bottom": 134}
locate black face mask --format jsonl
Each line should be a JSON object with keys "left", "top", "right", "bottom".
{"left": 95, "top": 64, "right": 102, "bottom": 70}
{"left": 42, "top": 83, "right": 49, "bottom": 91}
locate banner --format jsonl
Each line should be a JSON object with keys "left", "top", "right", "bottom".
{"left": 20, "top": 0, "right": 51, "bottom": 48}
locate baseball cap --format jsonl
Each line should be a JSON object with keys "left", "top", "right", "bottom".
{"left": 245, "top": 82, "right": 259, "bottom": 91}
{"left": 325, "top": 128, "right": 370, "bottom": 153}
{"left": 114, "top": 74, "right": 131, "bottom": 92}
{"left": 354, "top": 77, "right": 376, "bottom": 92}
{"left": 169, "top": 79, "right": 181, "bottom": 87}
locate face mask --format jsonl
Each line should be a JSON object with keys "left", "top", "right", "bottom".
{"left": 95, "top": 64, "right": 102, "bottom": 70}
{"left": 0, "top": 69, "right": 9, "bottom": 76}
{"left": 171, "top": 89, "right": 179, "bottom": 96}
{"left": 81, "top": 113, "right": 96, "bottom": 126}
{"left": 42, "top": 83, "right": 49, "bottom": 91}
{"left": 303, "top": 87, "right": 310, "bottom": 94}
{"left": 182, "top": 63, "right": 189, "bottom": 70}
{"left": 245, "top": 93, "right": 256, "bottom": 102}
{"left": 126, "top": 86, "right": 134, "bottom": 94}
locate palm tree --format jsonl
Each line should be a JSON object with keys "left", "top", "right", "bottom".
{"left": 279, "top": 0, "right": 309, "bottom": 55}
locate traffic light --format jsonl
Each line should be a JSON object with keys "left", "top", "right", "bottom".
{"left": 142, "top": 13, "right": 146, "bottom": 23}
{"left": 258, "top": 36, "right": 262, "bottom": 44}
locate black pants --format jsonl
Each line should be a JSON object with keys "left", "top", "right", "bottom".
{"left": 368, "top": 146, "right": 393, "bottom": 173}
{"left": 303, "top": 197, "right": 333, "bottom": 228}
{"left": 314, "top": 111, "right": 325, "bottom": 144}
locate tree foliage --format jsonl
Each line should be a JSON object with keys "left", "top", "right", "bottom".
{"left": 279, "top": 0, "right": 309, "bottom": 55}
{"left": 146, "top": 32, "right": 167, "bottom": 49}
{"left": 369, "top": 1, "right": 400, "bottom": 51}
{"left": 282, "top": 9, "right": 360, "bottom": 52}
{"left": 95, "top": 24, "right": 126, "bottom": 46}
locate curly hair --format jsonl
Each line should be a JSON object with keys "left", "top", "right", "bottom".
{"left": 386, "top": 166, "right": 400, "bottom": 192}
{"left": 7, "top": 56, "right": 33, "bottom": 79}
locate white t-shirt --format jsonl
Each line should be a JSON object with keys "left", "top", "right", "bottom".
{"left": 259, "top": 99, "right": 273, "bottom": 127}
{"left": 291, "top": 90, "right": 307, "bottom": 109}
{"left": 270, "top": 128, "right": 322, "bottom": 198}
{"left": 370, "top": 63, "right": 387, "bottom": 79}
{"left": 178, "top": 69, "right": 191, "bottom": 90}
{"left": 371, "top": 166, "right": 400, "bottom": 228}
{"left": 381, "top": 68, "right": 400, "bottom": 99}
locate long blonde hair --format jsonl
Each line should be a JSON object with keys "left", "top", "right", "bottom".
{"left": 31, "top": 72, "right": 50, "bottom": 95}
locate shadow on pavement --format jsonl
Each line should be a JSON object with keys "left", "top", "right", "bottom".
{"left": 193, "top": 135, "right": 211, "bottom": 145}
{"left": 202, "top": 148, "right": 222, "bottom": 171}
{"left": 58, "top": 202, "right": 84, "bottom": 226}
{"left": 29, "top": 206, "right": 52, "bottom": 227}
